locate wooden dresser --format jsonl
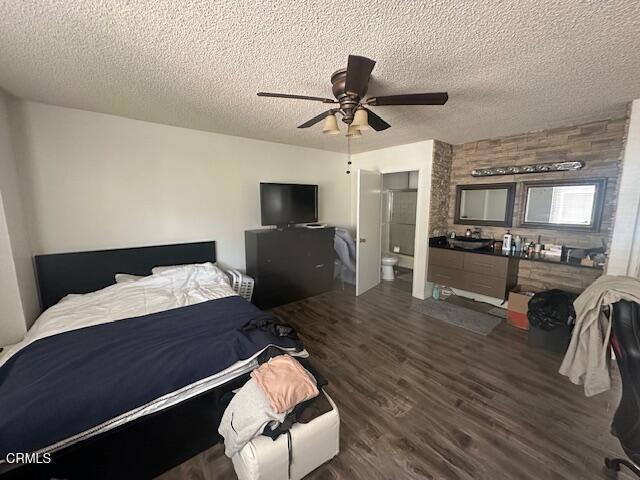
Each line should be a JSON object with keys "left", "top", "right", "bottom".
{"left": 245, "top": 227, "right": 335, "bottom": 309}
{"left": 428, "top": 247, "right": 519, "bottom": 300}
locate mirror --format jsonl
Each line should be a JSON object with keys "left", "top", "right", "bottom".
{"left": 522, "top": 179, "right": 606, "bottom": 230}
{"left": 454, "top": 183, "right": 516, "bottom": 227}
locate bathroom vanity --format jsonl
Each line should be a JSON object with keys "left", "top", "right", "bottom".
{"left": 428, "top": 245, "right": 520, "bottom": 300}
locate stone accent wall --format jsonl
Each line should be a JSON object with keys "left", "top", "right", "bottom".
{"left": 429, "top": 140, "right": 453, "bottom": 235}
{"left": 516, "top": 261, "right": 603, "bottom": 294}
{"left": 444, "top": 116, "right": 629, "bottom": 292}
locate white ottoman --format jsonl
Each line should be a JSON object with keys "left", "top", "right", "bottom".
{"left": 231, "top": 391, "right": 339, "bottom": 480}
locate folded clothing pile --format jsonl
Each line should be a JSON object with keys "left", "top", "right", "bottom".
{"left": 219, "top": 354, "right": 328, "bottom": 457}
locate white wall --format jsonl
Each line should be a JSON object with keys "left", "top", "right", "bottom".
{"left": 0, "top": 195, "right": 27, "bottom": 345}
{"left": 0, "top": 90, "right": 39, "bottom": 345}
{"left": 13, "top": 101, "right": 351, "bottom": 271}
{"left": 350, "top": 140, "right": 434, "bottom": 299}
{"left": 609, "top": 99, "right": 640, "bottom": 278}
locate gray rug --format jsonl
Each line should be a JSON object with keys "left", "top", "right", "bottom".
{"left": 412, "top": 298, "right": 503, "bottom": 336}
{"left": 488, "top": 307, "right": 507, "bottom": 319}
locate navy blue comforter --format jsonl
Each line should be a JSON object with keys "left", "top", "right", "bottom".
{"left": 0, "top": 296, "right": 301, "bottom": 457}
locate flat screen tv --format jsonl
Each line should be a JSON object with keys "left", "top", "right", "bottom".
{"left": 260, "top": 183, "right": 318, "bottom": 226}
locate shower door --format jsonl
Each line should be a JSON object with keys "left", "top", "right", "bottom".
{"left": 387, "top": 190, "right": 417, "bottom": 256}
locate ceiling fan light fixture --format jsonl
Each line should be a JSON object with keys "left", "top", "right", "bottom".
{"left": 346, "top": 124, "right": 362, "bottom": 138}
{"left": 352, "top": 108, "right": 370, "bottom": 131}
{"left": 322, "top": 113, "right": 340, "bottom": 134}
{"left": 257, "top": 55, "right": 448, "bottom": 138}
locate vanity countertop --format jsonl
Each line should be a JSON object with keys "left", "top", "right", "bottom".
{"left": 429, "top": 242, "right": 604, "bottom": 271}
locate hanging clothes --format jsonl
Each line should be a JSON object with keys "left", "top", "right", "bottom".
{"left": 334, "top": 228, "right": 356, "bottom": 285}
{"left": 559, "top": 275, "right": 640, "bottom": 396}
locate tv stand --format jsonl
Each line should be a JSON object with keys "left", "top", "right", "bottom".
{"left": 275, "top": 224, "right": 296, "bottom": 231}
{"left": 245, "top": 227, "right": 335, "bottom": 309}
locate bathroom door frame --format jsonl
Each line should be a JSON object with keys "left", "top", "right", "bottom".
{"left": 380, "top": 167, "right": 429, "bottom": 299}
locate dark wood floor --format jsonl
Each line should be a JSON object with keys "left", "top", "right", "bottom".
{"left": 159, "top": 283, "right": 631, "bottom": 480}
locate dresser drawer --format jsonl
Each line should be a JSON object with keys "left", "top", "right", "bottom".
{"left": 427, "top": 265, "right": 466, "bottom": 290}
{"left": 463, "top": 252, "right": 508, "bottom": 277}
{"left": 463, "top": 272, "right": 507, "bottom": 299}
{"left": 429, "top": 248, "right": 464, "bottom": 270}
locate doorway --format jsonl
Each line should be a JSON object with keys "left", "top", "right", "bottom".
{"left": 356, "top": 168, "right": 424, "bottom": 297}
{"left": 352, "top": 139, "right": 434, "bottom": 300}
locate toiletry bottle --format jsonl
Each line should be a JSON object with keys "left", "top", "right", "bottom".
{"left": 465, "top": 228, "right": 472, "bottom": 238}
{"left": 534, "top": 235, "right": 543, "bottom": 253}
{"left": 514, "top": 235, "right": 521, "bottom": 252}
{"left": 502, "top": 230, "right": 513, "bottom": 253}
{"left": 432, "top": 284, "right": 441, "bottom": 300}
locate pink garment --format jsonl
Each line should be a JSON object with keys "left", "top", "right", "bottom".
{"left": 251, "top": 355, "right": 319, "bottom": 414}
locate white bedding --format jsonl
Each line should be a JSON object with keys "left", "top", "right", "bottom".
{"left": 0, "top": 262, "right": 237, "bottom": 367}
{"left": 0, "top": 261, "right": 307, "bottom": 455}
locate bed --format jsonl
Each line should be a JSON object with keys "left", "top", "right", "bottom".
{"left": 0, "top": 241, "right": 305, "bottom": 480}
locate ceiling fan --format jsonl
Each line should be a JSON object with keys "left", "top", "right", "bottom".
{"left": 257, "top": 54, "right": 448, "bottom": 138}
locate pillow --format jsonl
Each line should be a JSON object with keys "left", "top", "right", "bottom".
{"left": 151, "top": 262, "right": 216, "bottom": 275}
{"left": 250, "top": 355, "right": 319, "bottom": 414}
{"left": 114, "top": 273, "right": 145, "bottom": 284}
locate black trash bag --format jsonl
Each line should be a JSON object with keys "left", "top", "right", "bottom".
{"left": 527, "top": 289, "right": 578, "bottom": 331}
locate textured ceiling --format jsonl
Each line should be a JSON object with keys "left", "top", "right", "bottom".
{"left": 1, "top": 1, "right": 639, "bottom": 153}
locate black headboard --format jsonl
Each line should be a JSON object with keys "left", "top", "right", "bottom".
{"left": 35, "top": 241, "right": 216, "bottom": 310}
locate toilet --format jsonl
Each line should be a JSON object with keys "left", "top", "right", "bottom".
{"left": 381, "top": 254, "right": 399, "bottom": 281}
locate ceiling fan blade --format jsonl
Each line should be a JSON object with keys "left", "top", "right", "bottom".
{"left": 367, "top": 92, "right": 448, "bottom": 106}
{"left": 257, "top": 92, "right": 336, "bottom": 103}
{"left": 344, "top": 55, "right": 376, "bottom": 97}
{"left": 364, "top": 108, "right": 391, "bottom": 131}
{"left": 297, "top": 109, "right": 338, "bottom": 128}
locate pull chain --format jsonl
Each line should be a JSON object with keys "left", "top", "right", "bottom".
{"left": 346, "top": 136, "right": 352, "bottom": 174}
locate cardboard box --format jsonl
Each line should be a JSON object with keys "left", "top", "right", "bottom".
{"left": 507, "top": 285, "right": 538, "bottom": 330}
{"left": 507, "top": 311, "right": 529, "bottom": 330}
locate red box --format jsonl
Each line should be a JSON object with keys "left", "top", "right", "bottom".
{"left": 507, "top": 285, "right": 538, "bottom": 331}
{"left": 507, "top": 310, "right": 529, "bottom": 330}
